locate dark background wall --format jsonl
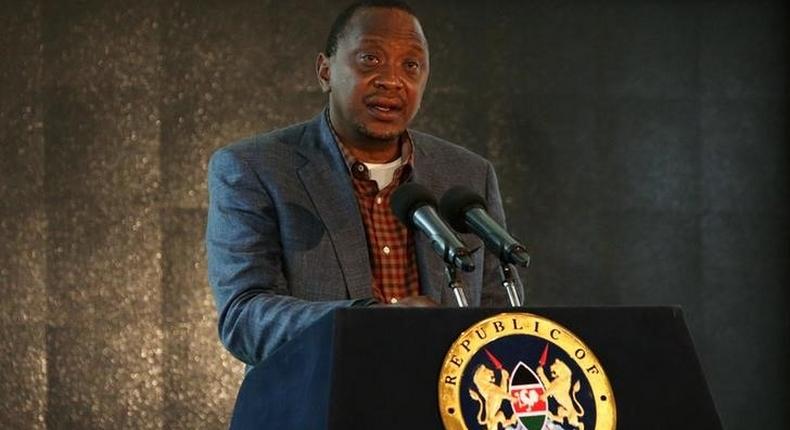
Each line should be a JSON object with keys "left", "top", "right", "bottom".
{"left": 1, "top": 0, "right": 787, "bottom": 428}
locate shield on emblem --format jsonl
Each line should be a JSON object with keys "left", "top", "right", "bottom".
{"left": 509, "top": 361, "right": 547, "bottom": 430}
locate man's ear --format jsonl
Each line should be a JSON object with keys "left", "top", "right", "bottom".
{"left": 316, "top": 53, "right": 331, "bottom": 93}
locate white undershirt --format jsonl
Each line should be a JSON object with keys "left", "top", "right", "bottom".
{"left": 363, "top": 157, "right": 402, "bottom": 190}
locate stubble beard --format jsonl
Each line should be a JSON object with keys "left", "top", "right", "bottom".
{"left": 354, "top": 121, "right": 405, "bottom": 143}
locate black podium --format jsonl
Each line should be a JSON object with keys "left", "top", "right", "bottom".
{"left": 230, "top": 307, "right": 721, "bottom": 429}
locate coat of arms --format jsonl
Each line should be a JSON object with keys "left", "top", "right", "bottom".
{"left": 439, "top": 313, "right": 615, "bottom": 430}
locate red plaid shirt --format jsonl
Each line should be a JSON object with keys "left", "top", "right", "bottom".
{"left": 327, "top": 114, "right": 421, "bottom": 304}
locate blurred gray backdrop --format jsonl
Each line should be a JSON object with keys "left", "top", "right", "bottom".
{"left": 1, "top": 0, "right": 787, "bottom": 428}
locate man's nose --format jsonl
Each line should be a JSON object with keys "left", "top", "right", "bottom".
{"left": 373, "top": 65, "right": 404, "bottom": 90}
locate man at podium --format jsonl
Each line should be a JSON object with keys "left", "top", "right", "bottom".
{"left": 206, "top": 0, "right": 522, "bottom": 367}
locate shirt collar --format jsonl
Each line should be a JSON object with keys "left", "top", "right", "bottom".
{"left": 324, "top": 108, "right": 415, "bottom": 180}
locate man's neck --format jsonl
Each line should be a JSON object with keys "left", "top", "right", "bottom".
{"left": 342, "top": 137, "right": 401, "bottom": 163}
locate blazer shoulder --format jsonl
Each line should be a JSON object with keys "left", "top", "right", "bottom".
{"left": 212, "top": 121, "right": 310, "bottom": 162}
{"left": 409, "top": 129, "right": 491, "bottom": 168}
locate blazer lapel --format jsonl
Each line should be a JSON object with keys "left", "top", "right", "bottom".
{"left": 410, "top": 135, "right": 454, "bottom": 305}
{"left": 296, "top": 114, "right": 372, "bottom": 300}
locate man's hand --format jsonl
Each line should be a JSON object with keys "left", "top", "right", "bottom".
{"left": 389, "top": 295, "right": 439, "bottom": 307}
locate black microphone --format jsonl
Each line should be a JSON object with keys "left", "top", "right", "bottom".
{"left": 391, "top": 183, "right": 475, "bottom": 272}
{"left": 439, "top": 186, "right": 530, "bottom": 267}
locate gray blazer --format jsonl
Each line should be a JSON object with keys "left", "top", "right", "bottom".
{"left": 206, "top": 111, "right": 520, "bottom": 367}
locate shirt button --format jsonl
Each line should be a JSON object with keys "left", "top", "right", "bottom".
{"left": 382, "top": 246, "right": 391, "bottom": 255}
{"left": 376, "top": 197, "right": 383, "bottom": 205}
{"left": 390, "top": 297, "right": 398, "bottom": 304}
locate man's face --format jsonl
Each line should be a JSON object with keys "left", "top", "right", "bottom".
{"left": 318, "top": 7, "right": 430, "bottom": 144}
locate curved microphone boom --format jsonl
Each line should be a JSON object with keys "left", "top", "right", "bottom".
{"left": 439, "top": 186, "right": 530, "bottom": 267}
{"left": 391, "top": 183, "right": 475, "bottom": 272}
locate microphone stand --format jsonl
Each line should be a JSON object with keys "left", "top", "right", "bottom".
{"left": 499, "top": 263, "right": 522, "bottom": 307}
{"left": 444, "top": 264, "right": 469, "bottom": 307}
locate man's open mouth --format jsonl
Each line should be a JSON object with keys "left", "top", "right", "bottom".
{"left": 365, "top": 99, "right": 404, "bottom": 121}
{"left": 366, "top": 97, "right": 404, "bottom": 113}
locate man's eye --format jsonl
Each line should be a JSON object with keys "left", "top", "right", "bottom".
{"left": 405, "top": 61, "right": 421, "bottom": 71}
{"left": 360, "top": 54, "right": 380, "bottom": 65}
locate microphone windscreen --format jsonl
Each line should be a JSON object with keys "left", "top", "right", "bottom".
{"left": 390, "top": 183, "right": 437, "bottom": 228}
{"left": 439, "top": 186, "right": 487, "bottom": 233}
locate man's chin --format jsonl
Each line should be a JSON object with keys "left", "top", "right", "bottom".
{"left": 356, "top": 123, "right": 406, "bottom": 142}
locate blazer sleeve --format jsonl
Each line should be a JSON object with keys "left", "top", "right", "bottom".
{"left": 479, "top": 161, "right": 525, "bottom": 307}
{"left": 206, "top": 147, "right": 361, "bottom": 366}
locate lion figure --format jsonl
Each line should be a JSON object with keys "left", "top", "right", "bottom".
{"left": 536, "top": 358, "right": 585, "bottom": 430}
{"left": 468, "top": 364, "right": 518, "bottom": 430}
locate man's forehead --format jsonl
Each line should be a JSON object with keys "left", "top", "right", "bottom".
{"left": 356, "top": 36, "right": 427, "bottom": 53}
{"left": 342, "top": 7, "right": 428, "bottom": 50}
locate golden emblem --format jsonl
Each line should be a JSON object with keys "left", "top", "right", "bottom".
{"left": 438, "top": 313, "right": 616, "bottom": 430}
{"left": 469, "top": 363, "right": 519, "bottom": 429}
{"left": 538, "top": 358, "right": 586, "bottom": 429}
